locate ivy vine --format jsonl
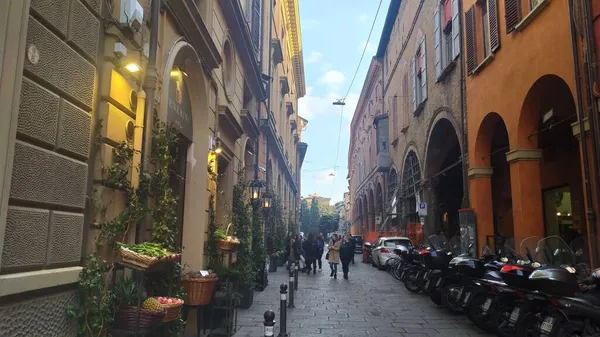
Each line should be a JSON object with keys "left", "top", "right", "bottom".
{"left": 68, "top": 118, "right": 184, "bottom": 337}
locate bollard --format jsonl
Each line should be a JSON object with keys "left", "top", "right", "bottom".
{"left": 287, "top": 268, "right": 295, "bottom": 308}
{"left": 277, "top": 284, "right": 288, "bottom": 337}
{"left": 264, "top": 310, "right": 275, "bottom": 337}
{"left": 294, "top": 260, "right": 299, "bottom": 291}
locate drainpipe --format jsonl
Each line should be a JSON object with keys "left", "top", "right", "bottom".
{"left": 458, "top": 0, "right": 469, "bottom": 208}
{"left": 136, "top": 0, "right": 161, "bottom": 243}
{"left": 580, "top": 0, "right": 600, "bottom": 266}
{"left": 569, "top": 0, "right": 598, "bottom": 266}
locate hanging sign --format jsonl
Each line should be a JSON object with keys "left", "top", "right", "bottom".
{"left": 167, "top": 67, "right": 193, "bottom": 140}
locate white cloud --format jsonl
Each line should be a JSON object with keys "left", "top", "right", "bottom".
{"left": 360, "top": 40, "right": 377, "bottom": 54}
{"left": 305, "top": 51, "right": 323, "bottom": 63}
{"left": 319, "top": 70, "right": 345, "bottom": 89}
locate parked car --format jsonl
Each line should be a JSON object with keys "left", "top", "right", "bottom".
{"left": 352, "top": 235, "right": 363, "bottom": 254}
{"left": 371, "top": 236, "right": 412, "bottom": 270}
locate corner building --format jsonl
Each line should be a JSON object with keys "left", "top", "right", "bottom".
{"left": 463, "top": 0, "right": 596, "bottom": 255}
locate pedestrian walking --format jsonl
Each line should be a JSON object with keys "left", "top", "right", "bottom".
{"left": 327, "top": 234, "right": 341, "bottom": 279}
{"left": 302, "top": 233, "right": 319, "bottom": 274}
{"left": 340, "top": 234, "right": 355, "bottom": 280}
{"left": 316, "top": 233, "right": 325, "bottom": 271}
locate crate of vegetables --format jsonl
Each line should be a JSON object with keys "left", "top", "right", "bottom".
{"left": 117, "top": 242, "right": 181, "bottom": 269}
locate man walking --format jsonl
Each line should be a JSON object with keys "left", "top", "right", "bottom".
{"left": 315, "top": 233, "right": 325, "bottom": 271}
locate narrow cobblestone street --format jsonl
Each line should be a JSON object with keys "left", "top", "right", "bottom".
{"left": 234, "top": 258, "right": 492, "bottom": 337}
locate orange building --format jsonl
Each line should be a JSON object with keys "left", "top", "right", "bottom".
{"left": 463, "top": 0, "right": 599, "bottom": 259}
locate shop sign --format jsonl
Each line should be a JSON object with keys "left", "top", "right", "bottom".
{"left": 167, "top": 67, "right": 193, "bottom": 140}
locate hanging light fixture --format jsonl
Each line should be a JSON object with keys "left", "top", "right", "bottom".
{"left": 214, "top": 135, "right": 223, "bottom": 154}
{"left": 262, "top": 191, "right": 272, "bottom": 211}
{"left": 249, "top": 180, "right": 262, "bottom": 203}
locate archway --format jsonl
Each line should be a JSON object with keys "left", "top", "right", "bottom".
{"left": 160, "top": 40, "right": 209, "bottom": 270}
{"left": 362, "top": 194, "right": 369, "bottom": 233}
{"left": 368, "top": 189, "right": 375, "bottom": 232}
{"left": 517, "top": 75, "right": 584, "bottom": 243}
{"left": 424, "top": 116, "right": 463, "bottom": 238}
{"left": 376, "top": 182, "right": 383, "bottom": 231}
{"left": 401, "top": 150, "right": 422, "bottom": 229}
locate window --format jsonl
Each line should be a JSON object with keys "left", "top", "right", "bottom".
{"left": 434, "top": 0, "right": 461, "bottom": 80}
{"left": 401, "top": 73, "right": 409, "bottom": 130}
{"left": 392, "top": 94, "right": 398, "bottom": 139}
{"left": 465, "top": 0, "right": 500, "bottom": 75}
{"left": 410, "top": 36, "right": 427, "bottom": 113}
{"left": 505, "top": 0, "right": 548, "bottom": 33}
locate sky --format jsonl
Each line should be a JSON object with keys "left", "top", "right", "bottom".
{"left": 297, "top": 0, "right": 391, "bottom": 204}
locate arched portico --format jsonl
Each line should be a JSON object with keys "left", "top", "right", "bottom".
{"left": 400, "top": 149, "right": 424, "bottom": 240}
{"left": 159, "top": 39, "right": 210, "bottom": 271}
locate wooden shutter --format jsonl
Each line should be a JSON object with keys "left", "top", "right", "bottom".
{"left": 251, "top": 0, "right": 261, "bottom": 50}
{"left": 505, "top": 0, "right": 520, "bottom": 33}
{"left": 452, "top": 0, "right": 461, "bottom": 59}
{"left": 392, "top": 95, "right": 398, "bottom": 137}
{"left": 489, "top": 0, "right": 500, "bottom": 52}
{"left": 402, "top": 73, "right": 409, "bottom": 127}
{"left": 434, "top": 6, "right": 442, "bottom": 79}
{"left": 420, "top": 36, "right": 427, "bottom": 102}
{"left": 411, "top": 57, "right": 417, "bottom": 111}
{"left": 465, "top": 6, "right": 477, "bottom": 74}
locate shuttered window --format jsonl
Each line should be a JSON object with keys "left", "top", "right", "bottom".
{"left": 412, "top": 36, "right": 427, "bottom": 114}
{"left": 465, "top": 6, "right": 477, "bottom": 74}
{"left": 402, "top": 73, "right": 409, "bottom": 130}
{"left": 392, "top": 94, "right": 398, "bottom": 138}
{"left": 481, "top": 0, "right": 490, "bottom": 57}
{"left": 505, "top": 0, "right": 521, "bottom": 33}
{"left": 435, "top": 0, "right": 461, "bottom": 80}
{"left": 489, "top": 0, "right": 500, "bottom": 52}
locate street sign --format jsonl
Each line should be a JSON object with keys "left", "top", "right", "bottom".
{"left": 418, "top": 202, "right": 427, "bottom": 216}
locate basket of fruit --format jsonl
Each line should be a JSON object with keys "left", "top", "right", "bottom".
{"left": 215, "top": 225, "right": 240, "bottom": 251}
{"left": 182, "top": 271, "right": 218, "bottom": 306}
{"left": 117, "top": 242, "right": 181, "bottom": 269}
{"left": 151, "top": 297, "right": 184, "bottom": 322}
{"left": 114, "top": 306, "right": 165, "bottom": 331}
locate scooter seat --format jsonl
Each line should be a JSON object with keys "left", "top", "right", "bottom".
{"left": 484, "top": 270, "right": 503, "bottom": 282}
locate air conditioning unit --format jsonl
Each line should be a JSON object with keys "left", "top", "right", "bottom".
{"left": 120, "top": 0, "right": 144, "bottom": 32}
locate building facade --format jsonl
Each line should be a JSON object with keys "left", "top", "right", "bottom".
{"left": 463, "top": 0, "right": 597, "bottom": 255}
{"left": 0, "top": 0, "right": 306, "bottom": 334}
{"left": 349, "top": 0, "right": 466, "bottom": 242}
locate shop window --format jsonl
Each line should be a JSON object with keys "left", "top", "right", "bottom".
{"left": 543, "top": 186, "right": 583, "bottom": 242}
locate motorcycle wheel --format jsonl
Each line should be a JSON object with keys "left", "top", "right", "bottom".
{"left": 404, "top": 270, "right": 421, "bottom": 293}
{"left": 467, "top": 293, "right": 495, "bottom": 333}
{"left": 429, "top": 288, "right": 442, "bottom": 306}
{"left": 392, "top": 262, "right": 404, "bottom": 281}
{"left": 441, "top": 284, "right": 465, "bottom": 314}
{"left": 492, "top": 299, "right": 515, "bottom": 337}
{"left": 514, "top": 310, "right": 541, "bottom": 337}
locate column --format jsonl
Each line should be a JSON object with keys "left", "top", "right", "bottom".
{"left": 507, "top": 149, "right": 544, "bottom": 245}
{"left": 468, "top": 167, "right": 494, "bottom": 253}
{"left": 421, "top": 178, "right": 439, "bottom": 237}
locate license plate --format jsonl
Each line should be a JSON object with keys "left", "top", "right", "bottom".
{"left": 540, "top": 317, "right": 555, "bottom": 333}
{"left": 463, "top": 292, "right": 471, "bottom": 303}
{"left": 509, "top": 307, "right": 520, "bottom": 323}
{"left": 456, "top": 288, "right": 464, "bottom": 300}
{"left": 424, "top": 279, "right": 431, "bottom": 289}
{"left": 436, "top": 278, "right": 442, "bottom": 287}
{"left": 482, "top": 298, "right": 492, "bottom": 312}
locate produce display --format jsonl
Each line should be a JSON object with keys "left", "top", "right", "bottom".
{"left": 141, "top": 298, "right": 164, "bottom": 313}
{"left": 118, "top": 242, "right": 171, "bottom": 257}
{"left": 155, "top": 297, "right": 184, "bottom": 306}
{"left": 117, "top": 242, "right": 182, "bottom": 267}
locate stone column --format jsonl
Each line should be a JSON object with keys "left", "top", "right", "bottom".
{"left": 422, "top": 178, "right": 439, "bottom": 237}
{"left": 468, "top": 167, "right": 494, "bottom": 252}
{"left": 507, "top": 149, "right": 544, "bottom": 245}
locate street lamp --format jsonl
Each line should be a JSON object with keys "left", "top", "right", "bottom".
{"left": 249, "top": 180, "right": 262, "bottom": 204}
{"left": 262, "top": 191, "right": 272, "bottom": 211}
{"left": 332, "top": 99, "right": 346, "bottom": 106}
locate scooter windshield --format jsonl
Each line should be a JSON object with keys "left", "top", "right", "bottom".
{"left": 519, "top": 236, "right": 543, "bottom": 263}
{"left": 536, "top": 236, "right": 576, "bottom": 267}
{"left": 448, "top": 236, "right": 462, "bottom": 255}
{"left": 427, "top": 234, "right": 449, "bottom": 251}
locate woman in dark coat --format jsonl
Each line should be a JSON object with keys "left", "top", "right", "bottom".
{"left": 302, "top": 233, "right": 318, "bottom": 274}
{"left": 340, "top": 234, "right": 355, "bottom": 280}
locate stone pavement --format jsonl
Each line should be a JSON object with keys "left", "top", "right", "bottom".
{"left": 234, "top": 257, "right": 492, "bottom": 337}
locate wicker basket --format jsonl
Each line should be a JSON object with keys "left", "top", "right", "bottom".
{"left": 182, "top": 274, "right": 218, "bottom": 306}
{"left": 118, "top": 247, "right": 181, "bottom": 269}
{"left": 113, "top": 306, "right": 165, "bottom": 331}
{"left": 216, "top": 239, "right": 239, "bottom": 251}
{"left": 151, "top": 297, "right": 184, "bottom": 322}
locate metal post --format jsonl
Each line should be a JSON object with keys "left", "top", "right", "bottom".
{"left": 294, "top": 260, "right": 299, "bottom": 291}
{"left": 287, "top": 268, "right": 295, "bottom": 308}
{"left": 264, "top": 310, "right": 275, "bottom": 337}
{"left": 278, "top": 284, "right": 288, "bottom": 337}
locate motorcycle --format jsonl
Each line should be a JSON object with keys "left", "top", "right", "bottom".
{"left": 427, "top": 235, "right": 463, "bottom": 305}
